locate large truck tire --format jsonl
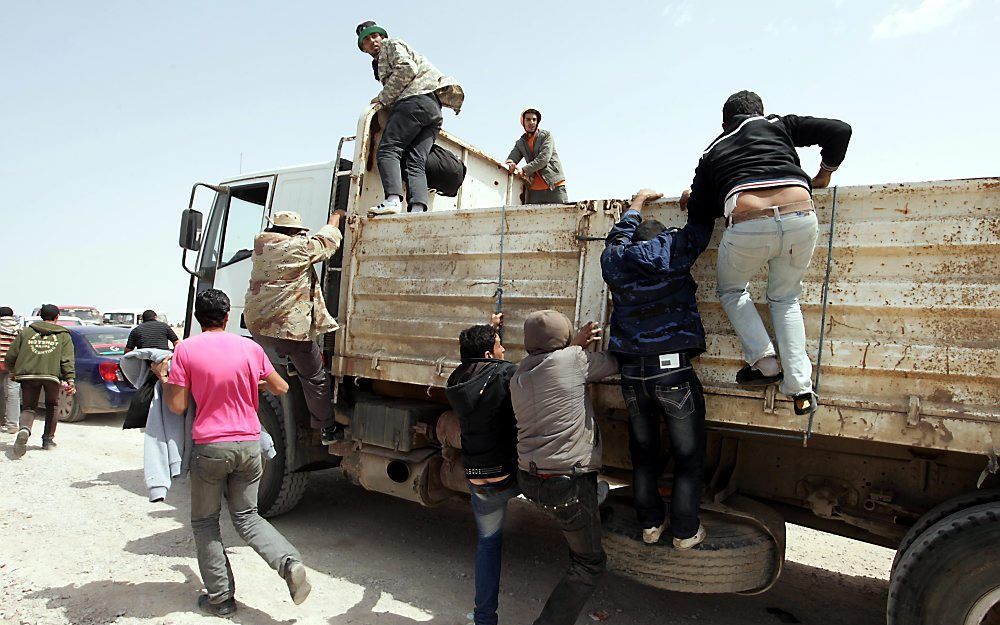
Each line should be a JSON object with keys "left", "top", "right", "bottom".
{"left": 258, "top": 394, "right": 308, "bottom": 518}
{"left": 892, "top": 488, "right": 1000, "bottom": 571}
{"left": 602, "top": 497, "right": 780, "bottom": 594}
{"left": 887, "top": 502, "right": 1000, "bottom": 625}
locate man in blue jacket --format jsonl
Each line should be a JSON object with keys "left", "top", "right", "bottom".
{"left": 601, "top": 188, "right": 714, "bottom": 549}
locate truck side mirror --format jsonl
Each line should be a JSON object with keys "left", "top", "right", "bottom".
{"left": 179, "top": 209, "right": 203, "bottom": 251}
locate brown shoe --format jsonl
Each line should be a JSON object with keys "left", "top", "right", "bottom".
{"left": 13, "top": 428, "right": 29, "bottom": 458}
{"left": 284, "top": 560, "right": 311, "bottom": 605}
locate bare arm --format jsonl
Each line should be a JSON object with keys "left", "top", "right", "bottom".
{"left": 164, "top": 383, "right": 189, "bottom": 414}
{"left": 260, "top": 370, "right": 289, "bottom": 396}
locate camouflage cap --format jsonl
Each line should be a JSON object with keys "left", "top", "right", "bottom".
{"left": 270, "top": 211, "right": 306, "bottom": 230}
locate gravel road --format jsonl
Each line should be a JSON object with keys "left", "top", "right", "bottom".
{"left": 0, "top": 415, "right": 893, "bottom": 625}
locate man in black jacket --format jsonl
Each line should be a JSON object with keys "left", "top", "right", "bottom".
{"left": 601, "top": 189, "right": 714, "bottom": 549}
{"left": 681, "top": 90, "right": 852, "bottom": 416}
{"left": 444, "top": 313, "right": 518, "bottom": 625}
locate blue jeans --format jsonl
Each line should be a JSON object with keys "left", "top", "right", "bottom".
{"left": 620, "top": 357, "right": 706, "bottom": 539}
{"left": 469, "top": 474, "right": 521, "bottom": 625}
{"left": 716, "top": 211, "right": 819, "bottom": 396}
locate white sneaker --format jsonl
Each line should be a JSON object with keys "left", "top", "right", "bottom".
{"left": 369, "top": 196, "right": 402, "bottom": 216}
{"left": 672, "top": 524, "right": 707, "bottom": 550}
{"left": 642, "top": 520, "right": 668, "bottom": 544}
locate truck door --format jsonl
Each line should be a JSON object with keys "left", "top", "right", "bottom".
{"left": 199, "top": 177, "right": 274, "bottom": 335}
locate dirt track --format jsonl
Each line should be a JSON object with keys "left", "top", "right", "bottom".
{"left": 0, "top": 415, "right": 893, "bottom": 625}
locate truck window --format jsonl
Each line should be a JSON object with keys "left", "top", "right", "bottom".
{"left": 219, "top": 183, "right": 269, "bottom": 266}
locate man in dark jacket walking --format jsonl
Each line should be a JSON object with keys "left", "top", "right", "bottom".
{"left": 5, "top": 304, "right": 75, "bottom": 456}
{"left": 601, "top": 189, "right": 714, "bottom": 549}
{"left": 505, "top": 108, "right": 568, "bottom": 204}
{"left": 445, "top": 313, "right": 518, "bottom": 625}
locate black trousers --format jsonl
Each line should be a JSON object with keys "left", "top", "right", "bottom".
{"left": 376, "top": 93, "right": 443, "bottom": 208}
{"left": 19, "top": 379, "right": 61, "bottom": 440}
{"left": 517, "top": 470, "right": 606, "bottom": 625}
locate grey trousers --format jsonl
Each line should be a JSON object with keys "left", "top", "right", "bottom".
{"left": 0, "top": 371, "right": 19, "bottom": 428}
{"left": 190, "top": 441, "right": 301, "bottom": 604}
{"left": 253, "top": 335, "right": 333, "bottom": 430}
{"left": 377, "top": 93, "right": 443, "bottom": 207}
{"left": 525, "top": 186, "right": 569, "bottom": 205}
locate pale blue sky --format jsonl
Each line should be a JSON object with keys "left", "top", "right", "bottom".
{"left": 2, "top": 0, "right": 997, "bottom": 321}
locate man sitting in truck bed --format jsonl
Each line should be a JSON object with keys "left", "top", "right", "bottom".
{"left": 601, "top": 189, "right": 714, "bottom": 549}
{"left": 356, "top": 20, "right": 465, "bottom": 216}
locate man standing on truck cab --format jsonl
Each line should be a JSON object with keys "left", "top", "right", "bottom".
{"left": 505, "top": 108, "right": 569, "bottom": 205}
{"left": 356, "top": 20, "right": 465, "bottom": 216}
{"left": 125, "top": 310, "right": 179, "bottom": 353}
{"left": 445, "top": 312, "right": 518, "bottom": 625}
{"left": 244, "top": 209, "right": 346, "bottom": 445}
{"left": 164, "top": 289, "right": 311, "bottom": 616}
{"left": 681, "top": 90, "right": 852, "bottom": 416}
{"left": 511, "top": 310, "right": 617, "bottom": 625}
{"left": 601, "top": 189, "right": 714, "bottom": 549}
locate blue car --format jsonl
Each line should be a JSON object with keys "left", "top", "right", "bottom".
{"left": 54, "top": 326, "right": 137, "bottom": 422}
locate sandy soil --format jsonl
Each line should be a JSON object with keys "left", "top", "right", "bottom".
{"left": 0, "top": 414, "right": 894, "bottom": 625}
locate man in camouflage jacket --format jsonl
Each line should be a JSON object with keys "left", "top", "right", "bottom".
{"left": 356, "top": 20, "right": 464, "bottom": 216}
{"left": 244, "top": 209, "right": 345, "bottom": 444}
{"left": 600, "top": 189, "right": 714, "bottom": 550}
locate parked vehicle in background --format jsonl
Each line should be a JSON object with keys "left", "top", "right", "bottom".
{"left": 31, "top": 305, "right": 102, "bottom": 326}
{"left": 54, "top": 326, "right": 135, "bottom": 422}
{"left": 22, "top": 316, "right": 83, "bottom": 328}
{"left": 102, "top": 310, "right": 168, "bottom": 328}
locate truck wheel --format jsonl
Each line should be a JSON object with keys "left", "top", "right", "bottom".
{"left": 602, "top": 497, "right": 779, "bottom": 594}
{"left": 892, "top": 489, "right": 1000, "bottom": 571}
{"left": 56, "top": 388, "right": 84, "bottom": 422}
{"left": 258, "top": 394, "right": 308, "bottom": 518}
{"left": 887, "top": 502, "right": 1000, "bottom": 625}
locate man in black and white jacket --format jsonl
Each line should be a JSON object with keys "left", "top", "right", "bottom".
{"left": 680, "top": 90, "right": 851, "bottom": 416}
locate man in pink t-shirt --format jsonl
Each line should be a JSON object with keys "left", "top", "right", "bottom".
{"left": 164, "top": 289, "right": 311, "bottom": 617}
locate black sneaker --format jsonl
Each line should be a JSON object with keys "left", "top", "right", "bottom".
{"left": 13, "top": 428, "right": 29, "bottom": 458}
{"left": 735, "top": 365, "right": 783, "bottom": 387}
{"left": 197, "top": 594, "right": 237, "bottom": 617}
{"left": 283, "top": 559, "right": 312, "bottom": 605}
{"left": 321, "top": 423, "right": 346, "bottom": 445}
{"left": 42, "top": 438, "right": 57, "bottom": 450}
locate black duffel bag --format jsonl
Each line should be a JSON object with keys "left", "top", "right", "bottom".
{"left": 424, "top": 144, "right": 466, "bottom": 197}
{"left": 122, "top": 372, "right": 157, "bottom": 430}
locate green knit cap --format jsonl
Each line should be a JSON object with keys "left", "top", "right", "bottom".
{"left": 357, "top": 25, "right": 388, "bottom": 51}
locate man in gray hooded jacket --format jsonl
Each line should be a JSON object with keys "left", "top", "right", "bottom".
{"left": 510, "top": 310, "right": 617, "bottom": 625}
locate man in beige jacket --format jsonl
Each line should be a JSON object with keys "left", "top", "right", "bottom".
{"left": 244, "top": 209, "right": 345, "bottom": 444}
